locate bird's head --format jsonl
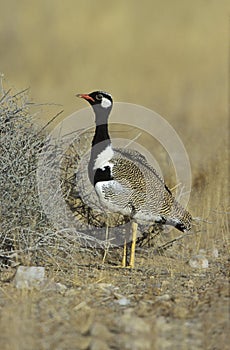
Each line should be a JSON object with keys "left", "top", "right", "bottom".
{"left": 76, "top": 91, "right": 113, "bottom": 120}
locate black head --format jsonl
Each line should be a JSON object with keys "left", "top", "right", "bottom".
{"left": 77, "top": 91, "right": 113, "bottom": 110}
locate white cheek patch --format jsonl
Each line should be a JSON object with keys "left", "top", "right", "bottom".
{"left": 93, "top": 144, "right": 114, "bottom": 170}
{"left": 101, "top": 97, "right": 112, "bottom": 109}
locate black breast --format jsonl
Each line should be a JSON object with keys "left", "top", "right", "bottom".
{"left": 92, "top": 166, "right": 113, "bottom": 186}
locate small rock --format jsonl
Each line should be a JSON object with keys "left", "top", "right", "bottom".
{"left": 14, "top": 266, "right": 45, "bottom": 289}
{"left": 189, "top": 255, "right": 209, "bottom": 269}
{"left": 116, "top": 297, "right": 131, "bottom": 306}
{"left": 212, "top": 248, "right": 218, "bottom": 258}
{"left": 55, "top": 282, "right": 67, "bottom": 292}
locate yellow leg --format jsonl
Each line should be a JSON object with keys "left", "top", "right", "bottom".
{"left": 121, "top": 238, "right": 127, "bottom": 267}
{"left": 129, "top": 221, "right": 138, "bottom": 268}
{"left": 112, "top": 222, "right": 138, "bottom": 269}
{"left": 102, "top": 221, "right": 109, "bottom": 264}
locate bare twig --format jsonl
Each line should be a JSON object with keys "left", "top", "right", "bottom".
{"left": 35, "top": 109, "right": 64, "bottom": 136}
{"left": 0, "top": 88, "right": 11, "bottom": 103}
{"left": 154, "top": 232, "right": 193, "bottom": 253}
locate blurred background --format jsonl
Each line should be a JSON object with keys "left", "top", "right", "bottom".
{"left": 0, "top": 0, "right": 229, "bottom": 219}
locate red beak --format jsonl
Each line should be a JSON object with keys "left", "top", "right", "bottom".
{"left": 76, "top": 93, "right": 95, "bottom": 102}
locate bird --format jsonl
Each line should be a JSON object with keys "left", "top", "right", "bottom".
{"left": 77, "top": 90, "right": 192, "bottom": 268}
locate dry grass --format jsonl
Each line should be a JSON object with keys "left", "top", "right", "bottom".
{"left": 0, "top": 86, "right": 51, "bottom": 266}
{"left": 0, "top": 88, "right": 72, "bottom": 268}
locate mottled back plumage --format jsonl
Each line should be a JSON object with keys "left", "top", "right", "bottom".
{"left": 96, "top": 148, "right": 192, "bottom": 231}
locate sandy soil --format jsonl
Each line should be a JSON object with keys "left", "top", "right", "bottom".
{"left": 0, "top": 241, "right": 229, "bottom": 350}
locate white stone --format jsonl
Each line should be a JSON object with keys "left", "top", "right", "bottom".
{"left": 189, "top": 255, "right": 209, "bottom": 269}
{"left": 117, "top": 297, "right": 131, "bottom": 306}
{"left": 14, "top": 266, "right": 45, "bottom": 289}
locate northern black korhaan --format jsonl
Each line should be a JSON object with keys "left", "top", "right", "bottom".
{"left": 77, "top": 91, "right": 192, "bottom": 268}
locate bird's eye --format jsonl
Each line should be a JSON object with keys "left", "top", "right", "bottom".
{"left": 96, "top": 93, "right": 103, "bottom": 100}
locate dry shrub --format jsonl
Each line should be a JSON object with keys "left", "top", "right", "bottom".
{"left": 0, "top": 87, "right": 55, "bottom": 267}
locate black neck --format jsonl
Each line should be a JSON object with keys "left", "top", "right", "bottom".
{"left": 92, "top": 123, "right": 110, "bottom": 147}
{"left": 91, "top": 105, "right": 112, "bottom": 148}
{"left": 88, "top": 108, "right": 112, "bottom": 184}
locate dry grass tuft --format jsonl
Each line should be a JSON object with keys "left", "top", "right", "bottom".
{"left": 0, "top": 86, "right": 55, "bottom": 267}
